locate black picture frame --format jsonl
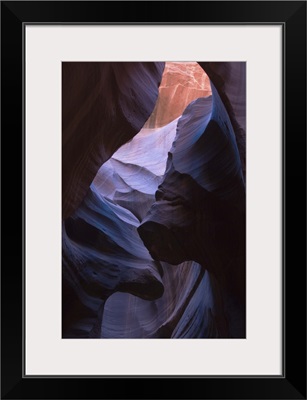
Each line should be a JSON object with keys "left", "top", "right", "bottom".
{"left": 1, "top": 1, "right": 306, "bottom": 399}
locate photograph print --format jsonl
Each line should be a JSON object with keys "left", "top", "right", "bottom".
{"left": 62, "top": 61, "right": 246, "bottom": 339}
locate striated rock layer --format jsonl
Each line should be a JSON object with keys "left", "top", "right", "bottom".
{"left": 63, "top": 117, "right": 178, "bottom": 337}
{"left": 102, "top": 264, "right": 228, "bottom": 338}
{"left": 198, "top": 62, "right": 246, "bottom": 175}
{"left": 93, "top": 118, "right": 178, "bottom": 220}
{"left": 62, "top": 62, "right": 164, "bottom": 219}
{"left": 138, "top": 81, "right": 246, "bottom": 337}
{"left": 62, "top": 184, "right": 164, "bottom": 338}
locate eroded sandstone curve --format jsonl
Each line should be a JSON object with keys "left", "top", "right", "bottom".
{"left": 101, "top": 263, "right": 229, "bottom": 338}
{"left": 198, "top": 62, "right": 246, "bottom": 174}
{"left": 62, "top": 184, "right": 164, "bottom": 338}
{"left": 138, "top": 77, "right": 246, "bottom": 335}
{"left": 62, "top": 62, "right": 165, "bottom": 219}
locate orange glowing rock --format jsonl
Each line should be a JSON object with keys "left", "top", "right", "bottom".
{"left": 144, "top": 62, "right": 211, "bottom": 128}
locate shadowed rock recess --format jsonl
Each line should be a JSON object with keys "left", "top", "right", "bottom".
{"left": 62, "top": 62, "right": 246, "bottom": 338}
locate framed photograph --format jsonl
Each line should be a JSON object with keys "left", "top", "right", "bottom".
{"left": 1, "top": 1, "right": 306, "bottom": 399}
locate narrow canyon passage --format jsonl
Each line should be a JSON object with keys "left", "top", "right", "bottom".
{"left": 62, "top": 62, "right": 246, "bottom": 339}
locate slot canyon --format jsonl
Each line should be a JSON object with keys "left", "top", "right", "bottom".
{"left": 62, "top": 61, "right": 246, "bottom": 338}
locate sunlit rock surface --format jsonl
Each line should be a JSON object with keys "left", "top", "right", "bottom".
{"left": 62, "top": 62, "right": 164, "bottom": 219}
{"left": 144, "top": 62, "right": 211, "bottom": 128}
{"left": 93, "top": 118, "right": 178, "bottom": 220}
